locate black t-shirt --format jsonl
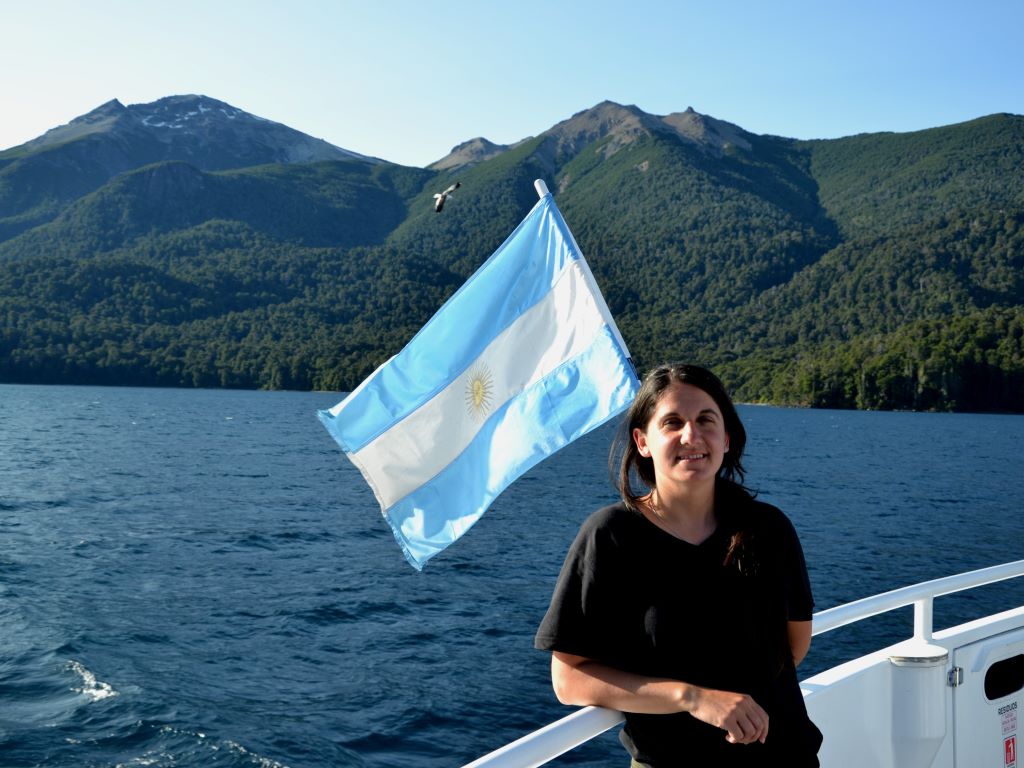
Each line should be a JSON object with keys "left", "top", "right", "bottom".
{"left": 535, "top": 483, "right": 822, "bottom": 766}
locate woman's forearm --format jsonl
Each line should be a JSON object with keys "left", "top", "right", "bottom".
{"left": 550, "top": 651, "right": 770, "bottom": 745}
{"left": 551, "top": 651, "right": 690, "bottom": 713}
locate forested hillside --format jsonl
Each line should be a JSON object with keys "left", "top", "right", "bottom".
{"left": 0, "top": 98, "right": 1021, "bottom": 411}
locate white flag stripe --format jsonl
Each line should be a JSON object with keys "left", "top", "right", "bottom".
{"left": 558, "top": 215, "right": 631, "bottom": 354}
{"left": 351, "top": 261, "right": 605, "bottom": 509}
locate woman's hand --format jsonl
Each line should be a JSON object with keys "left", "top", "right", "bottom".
{"left": 686, "top": 686, "right": 769, "bottom": 744}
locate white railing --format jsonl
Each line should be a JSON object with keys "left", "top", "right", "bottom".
{"left": 462, "top": 706, "right": 625, "bottom": 768}
{"left": 463, "top": 559, "right": 1024, "bottom": 768}
{"left": 811, "top": 558, "right": 1024, "bottom": 642}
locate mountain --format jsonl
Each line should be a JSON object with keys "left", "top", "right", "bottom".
{"left": 429, "top": 137, "right": 515, "bottom": 170}
{"left": 7, "top": 95, "right": 377, "bottom": 166}
{"left": 427, "top": 103, "right": 753, "bottom": 172}
{"left": 0, "top": 97, "right": 1021, "bottom": 411}
{"left": 0, "top": 95, "right": 379, "bottom": 242}
{"left": 540, "top": 101, "right": 753, "bottom": 159}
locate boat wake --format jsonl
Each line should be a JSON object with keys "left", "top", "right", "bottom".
{"left": 67, "top": 660, "right": 118, "bottom": 702}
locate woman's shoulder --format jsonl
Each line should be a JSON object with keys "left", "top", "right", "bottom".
{"left": 578, "top": 501, "right": 639, "bottom": 538}
{"left": 569, "top": 501, "right": 645, "bottom": 557}
{"left": 744, "top": 497, "right": 808, "bottom": 560}
{"left": 749, "top": 497, "right": 792, "bottom": 525}
{"left": 719, "top": 482, "right": 799, "bottom": 536}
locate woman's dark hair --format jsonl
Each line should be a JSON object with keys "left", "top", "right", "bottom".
{"left": 612, "top": 363, "right": 748, "bottom": 512}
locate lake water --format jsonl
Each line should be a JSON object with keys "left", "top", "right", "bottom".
{"left": 0, "top": 384, "right": 1021, "bottom": 767}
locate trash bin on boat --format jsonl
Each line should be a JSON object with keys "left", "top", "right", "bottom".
{"left": 889, "top": 643, "right": 949, "bottom": 767}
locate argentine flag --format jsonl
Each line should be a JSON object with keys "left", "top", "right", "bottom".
{"left": 318, "top": 181, "right": 639, "bottom": 569}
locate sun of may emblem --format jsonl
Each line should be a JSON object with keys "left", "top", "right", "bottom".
{"left": 465, "top": 364, "right": 495, "bottom": 419}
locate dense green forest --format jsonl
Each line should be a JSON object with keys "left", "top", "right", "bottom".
{"left": 1, "top": 102, "right": 1022, "bottom": 411}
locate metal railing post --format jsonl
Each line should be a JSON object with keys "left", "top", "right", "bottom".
{"left": 913, "top": 597, "right": 934, "bottom": 642}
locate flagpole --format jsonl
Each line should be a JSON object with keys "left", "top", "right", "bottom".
{"left": 534, "top": 179, "right": 550, "bottom": 199}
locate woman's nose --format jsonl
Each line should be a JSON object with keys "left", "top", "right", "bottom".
{"left": 679, "top": 422, "right": 696, "bottom": 444}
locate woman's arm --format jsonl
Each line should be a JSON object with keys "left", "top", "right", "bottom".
{"left": 551, "top": 651, "right": 769, "bottom": 744}
{"left": 787, "top": 620, "right": 812, "bottom": 667}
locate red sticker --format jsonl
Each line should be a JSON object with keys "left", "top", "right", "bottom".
{"left": 1007, "top": 735, "right": 1017, "bottom": 768}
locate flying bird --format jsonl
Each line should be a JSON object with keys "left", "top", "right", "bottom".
{"left": 433, "top": 182, "right": 460, "bottom": 213}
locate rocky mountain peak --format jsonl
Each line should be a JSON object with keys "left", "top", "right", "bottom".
{"left": 128, "top": 94, "right": 251, "bottom": 131}
{"left": 538, "top": 100, "right": 752, "bottom": 158}
{"left": 122, "top": 95, "right": 380, "bottom": 166}
{"left": 429, "top": 137, "right": 513, "bottom": 171}
{"left": 541, "top": 101, "right": 655, "bottom": 156}
{"left": 89, "top": 99, "right": 128, "bottom": 117}
{"left": 661, "top": 107, "right": 752, "bottom": 154}
{"left": 21, "top": 99, "right": 128, "bottom": 150}
{"left": 13, "top": 95, "right": 378, "bottom": 168}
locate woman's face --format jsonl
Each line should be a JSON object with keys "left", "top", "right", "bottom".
{"left": 633, "top": 382, "right": 730, "bottom": 488}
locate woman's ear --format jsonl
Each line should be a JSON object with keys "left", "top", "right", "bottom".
{"left": 724, "top": 432, "right": 730, "bottom": 453}
{"left": 633, "top": 427, "right": 650, "bottom": 457}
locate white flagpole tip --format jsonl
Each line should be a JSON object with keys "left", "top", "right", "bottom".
{"left": 534, "top": 179, "right": 550, "bottom": 199}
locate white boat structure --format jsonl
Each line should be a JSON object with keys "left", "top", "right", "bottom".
{"left": 465, "top": 559, "right": 1024, "bottom": 767}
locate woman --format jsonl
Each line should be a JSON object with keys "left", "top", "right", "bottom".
{"left": 535, "top": 363, "right": 822, "bottom": 766}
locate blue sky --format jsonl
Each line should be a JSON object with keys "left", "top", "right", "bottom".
{"left": 3, "top": 0, "right": 1022, "bottom": 167}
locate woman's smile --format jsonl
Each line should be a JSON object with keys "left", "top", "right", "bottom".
{"left": 677, "top": 452, "right": 708, "bottom": 462}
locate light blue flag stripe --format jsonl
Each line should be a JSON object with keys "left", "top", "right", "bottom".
{"left": 327, "top": 197, "right": 578, "bottom": 453}
{"left": 383, "top": 326, "right": 636, "bottom": 569}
